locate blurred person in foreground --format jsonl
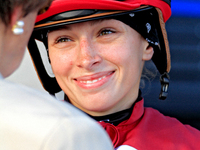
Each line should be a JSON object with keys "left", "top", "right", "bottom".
{"left": 0, "top": 0, "right": 113, "bottom": 149}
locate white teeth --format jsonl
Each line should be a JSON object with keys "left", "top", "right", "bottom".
{"left": 92, "top": 79, "right": 98, "bottom": 83}
{"left": 80, "top": 75, "right": 106, "bottom": 84}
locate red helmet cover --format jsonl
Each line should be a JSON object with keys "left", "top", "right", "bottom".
{"left": 36, "top": 0, "right": 171, "bottom": 23}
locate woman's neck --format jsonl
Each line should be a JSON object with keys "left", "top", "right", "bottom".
{"left": 89, "top": 90, "right": 142, "bottom": 126}
{"left": 65, "top": 90, "right": 142, "bottom": 124}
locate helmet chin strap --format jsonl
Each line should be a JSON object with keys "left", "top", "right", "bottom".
{"left": 28, "top": 34, "right": 62, "bottom": 95}
{"left": 159, "top": 72, "right": 170, "bottom": 100}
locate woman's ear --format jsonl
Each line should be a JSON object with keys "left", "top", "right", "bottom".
{"left": 10, "top": 7, "right": 25, "bottom": 35}
{"left": 142, "top": 45, "right": 154, "bottom": 61}
{"left": 10, "top": 6, "right": 23, "bottom": 28}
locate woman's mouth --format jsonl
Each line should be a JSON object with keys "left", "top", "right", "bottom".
{"left": 79, "top": 75, "right": 107, "bottom": 84}
{"left": 74, "top": 71, "right": 115, "bottom": 89}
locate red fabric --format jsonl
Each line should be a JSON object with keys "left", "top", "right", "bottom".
{"left": 99, "top": 99, "right": 200, "bottom": 149}
{"left": 36, "top": 0, "right": 171, "bottom": 23}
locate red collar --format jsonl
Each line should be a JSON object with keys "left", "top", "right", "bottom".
{"left": 99, "top": 99, "right": 144, "bottom": 147}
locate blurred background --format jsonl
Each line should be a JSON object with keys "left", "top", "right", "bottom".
{"left": 143, "top": 0, "right": 200, "bottom": 130}
{"left": 6, "top": 0, "right": 200, "bottom": 130}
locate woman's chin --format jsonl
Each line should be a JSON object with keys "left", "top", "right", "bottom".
{"left": 82, "top": 105, "right": 114, "bottom": 116}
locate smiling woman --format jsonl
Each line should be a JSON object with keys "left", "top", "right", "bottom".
{"left": 28, "top": 0, "right": 200, "bottom": 149}
{"left": 47, "top": 19, "right": 152, "bottom": 115}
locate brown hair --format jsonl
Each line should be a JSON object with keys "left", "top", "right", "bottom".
{"left": 0, "top": 0, "right": 53, "bottom": 25}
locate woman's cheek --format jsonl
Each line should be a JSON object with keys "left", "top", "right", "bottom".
{"left": 50, "top": 51, "right": 73, "bottom": 76}
{"left": 104, "top": 44, "right": 129, "bottom": 65}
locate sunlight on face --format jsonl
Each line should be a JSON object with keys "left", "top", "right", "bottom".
{"left": 48, "top": 19, "right": 152, "bottom": 116}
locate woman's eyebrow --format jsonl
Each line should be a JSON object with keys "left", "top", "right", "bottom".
{"left": 90, "top": 19, "right": 107, "bottom": 26}
{"left": 48, "top": 25, "right": 71, "bottom": 33}
{"left": 49, "top": 19, "right": 108, "bottom": 33}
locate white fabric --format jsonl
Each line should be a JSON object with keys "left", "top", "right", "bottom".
{"left": 115, "top": 145, "right": 137, "bottom": 150}
{"left": 0, "top": 75, "right": 113, "bottom": 150}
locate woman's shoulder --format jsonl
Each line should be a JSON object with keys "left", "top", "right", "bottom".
{"left": 144, "top": 106, "right": 200, "bottom": 139}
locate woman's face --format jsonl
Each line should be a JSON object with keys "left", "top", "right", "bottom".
{"left": 48, "top": 19, "right": 153, "bottom": 116}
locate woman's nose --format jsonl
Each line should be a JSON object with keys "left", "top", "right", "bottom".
{"left": 76, "top": 38, "right": 102, "bottom": 70}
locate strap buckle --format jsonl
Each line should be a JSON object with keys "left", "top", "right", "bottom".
{"left": 159, "top": 72, "right": 170, "bottom": 100}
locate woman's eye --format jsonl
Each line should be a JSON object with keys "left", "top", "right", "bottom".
{"left": 56, "top": 37, "right": 71, "bottom": 44}
{"left": 99, "top": 29, "right": 114, "bottom": 36}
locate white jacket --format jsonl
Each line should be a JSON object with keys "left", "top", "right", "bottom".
{"left": 0, "top": 74, "right": 113, "bottom": 150}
